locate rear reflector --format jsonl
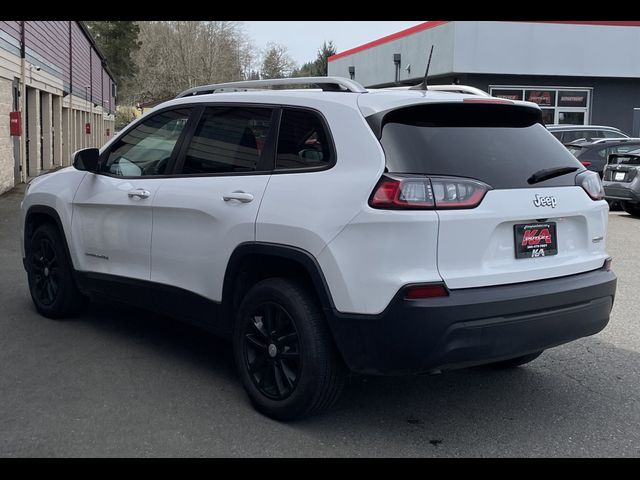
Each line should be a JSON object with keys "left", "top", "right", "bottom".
{"left": 404, "top": 284, "right": 449, "bottom": 299}
{"left": 603, "top": 257, "right": 613, "bottom": 271}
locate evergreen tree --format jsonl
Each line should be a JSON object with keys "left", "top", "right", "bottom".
{"left": 85, "top": 21, "right": 141, "bottom": 97}
{"left": 314, "top": 41, "right": 337, "bottom": 76}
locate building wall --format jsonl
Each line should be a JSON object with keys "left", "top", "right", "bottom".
{"left": 329, "top": 21, "right": 640, "bottom": 88}
{"left": 0, "top": 21, "right": 116, "bottom": 195}
{"left": 328, "top": 22, "right": 456, "bottom": 87}
{"left": 453, "top": 22, "right": 640, "bottom": 79}
{"left": 0, "top": 77, "right": 12, "bottom": 193}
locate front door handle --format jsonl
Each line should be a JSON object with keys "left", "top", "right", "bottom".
{"left": 128, "top": 188, "right": 151, "bottom": 199}
{"left": 223, "top": 191, "right": 254, "bottom": 203}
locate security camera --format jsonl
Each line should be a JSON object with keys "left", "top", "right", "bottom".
{"left": 33, "top": 66, "right": 41, "bottom": 71}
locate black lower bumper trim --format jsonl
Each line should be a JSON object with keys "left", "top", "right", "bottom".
{"left": 604, "top": 186, "right": 640, "bottom": 203}
{"left": 326, "top": 268, "right": 616, "bottom": 375}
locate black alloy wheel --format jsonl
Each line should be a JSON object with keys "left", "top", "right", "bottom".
{"left": 233, "top": 277, "right": 346, "bottom": 421}
{"left": 243, "top": 301, "right": 302, "bottom": 400}
{"left": 27, "top": 223, "right": 87, "bottom": 319}
{"left": 30, "top": 236, "right": 60, "bottom": 306}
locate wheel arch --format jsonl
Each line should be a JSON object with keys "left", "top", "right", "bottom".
{"left": 24, "top": 205, "right": 74, "bottom": 272}
{"left": 221, "top": 242, "right": 337, "bottom": 332}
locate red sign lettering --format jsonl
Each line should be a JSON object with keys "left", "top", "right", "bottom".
{"left": 522, "top": 228, "right": 552, "bottom": 246}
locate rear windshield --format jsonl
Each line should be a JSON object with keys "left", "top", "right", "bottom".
{"left": 377, "top": 104, "right": 584, "bottom": 189}
{"left": 610, "top": 155, "right": 640, "bottom": 165}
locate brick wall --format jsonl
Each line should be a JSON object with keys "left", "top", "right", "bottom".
{"left": 0, "top": 77, "right": 14, "bottom": 194}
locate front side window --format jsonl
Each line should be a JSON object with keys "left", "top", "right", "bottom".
{"left": 276, "top": 109, "right": 332, "bottom": 170}
{"left": 562, "top": 130, "right": 591, "bottom": 143}
{"left": 102, "top": 109, "right": 191, "bottom": 177}
{"left": 179, "top": 106, "right": 273, "bottom": 174}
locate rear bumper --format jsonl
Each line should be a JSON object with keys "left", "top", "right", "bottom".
{"left": 326, "top": 268, "right": 616, "bottom": 375}
{"left": 604, "top": 183, "right": 640, "bottom": 202}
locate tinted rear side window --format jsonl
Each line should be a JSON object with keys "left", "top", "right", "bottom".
{"left": 180, "top": 106, "right": 273, "bottom": 174}
{"left": 276, "top": 109, "right": 332, "bottom": 170}
{"left": 377, "top": 104, "right": 583, "bottom": 189}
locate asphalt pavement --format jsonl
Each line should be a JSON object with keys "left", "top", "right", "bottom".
{"left": 1, "top": 184, "right": 639, "bottom": 457}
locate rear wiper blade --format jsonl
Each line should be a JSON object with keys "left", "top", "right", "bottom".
{"left": 527, "top": 166, "right": 579, "bottom": 185}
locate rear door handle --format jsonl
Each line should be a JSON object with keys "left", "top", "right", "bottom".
{"left": 223, "top": 191, "right": 254, "bottom": 203}
{"left": 127, "top": 188, "right": 151, "bottom": 199}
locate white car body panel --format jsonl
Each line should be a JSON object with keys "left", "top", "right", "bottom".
{"left": 317, "top": 209, "right": 441, "bottom": 315}
{"left": 71, "top": 173, "right": 167, "bottom": 280}
{"left": 435, "top": 187, "right": 609, "bottom": 289}
{"left": 151, "top": 175, "right": 270, "bottom": 301}
{"left": 256, "top": 102, "right": 384, "bottom": 257}
{"left": 20, "top": 167, "right": 86, "bottom": 263}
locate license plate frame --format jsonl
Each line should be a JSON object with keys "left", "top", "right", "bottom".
{"left": 614, "top": 171, "right": 626, "bottom": 181}
{"left": 514, "top": 222, "right": 558, "bottom": 259}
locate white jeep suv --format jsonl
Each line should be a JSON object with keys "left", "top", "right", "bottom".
{"left": 20, "top": 77, "right": 617, "bottom": 420}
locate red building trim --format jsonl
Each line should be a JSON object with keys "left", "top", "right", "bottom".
{"left": 328, "top": 20, "right": 640, "bottom": 63}
{"left": 328, "top": 21, "right": 447, "bottom": 62}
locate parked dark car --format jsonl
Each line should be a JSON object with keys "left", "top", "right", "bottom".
{"left": 603, "top": 149, "right": 640, "bottom": 217}
{"left": 547, "top": 124, "right": 629, "bottom": 145}
{"left": 565, "top": 138, "right": 640, "bottom": 177}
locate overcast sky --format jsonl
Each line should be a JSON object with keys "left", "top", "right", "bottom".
{"left": 243, "top": 21, "right": 425, "bottom": 66}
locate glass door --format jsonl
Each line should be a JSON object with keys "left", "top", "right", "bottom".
{"left": 557, "top": 110, "right": 586, "bottom": 125}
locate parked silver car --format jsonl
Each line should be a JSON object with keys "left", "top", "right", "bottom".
{"left": 547, "top": 124, "right": 629, "bottom": 145}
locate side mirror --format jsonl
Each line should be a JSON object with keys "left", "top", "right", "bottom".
{"left": 72, "top": 148, "right": 100, "bottom": 172}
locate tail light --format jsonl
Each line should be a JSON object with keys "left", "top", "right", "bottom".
{"left": 580, "top": 161, "right": 592, "bottom": 167}
{"left": 369, "top": 174, "right": 491, "bottom": 210}
{"left": 576, "top": 170, "right": 605, "bottom": 200}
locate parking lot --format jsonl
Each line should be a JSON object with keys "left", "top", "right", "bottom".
{"left": 1, "top": 184, "right": 639, "bottom": 457}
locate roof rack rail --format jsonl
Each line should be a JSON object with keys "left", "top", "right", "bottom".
{"left": 426, "top": 84, "right": 491, "bottom": 97}
{"left": 376, "top": 84, "right": 491, "bottom": 97}
{"left": 175, "top": 76, "right": 367, "bottom": 98}
{"left": 592, "top": 137, "right": 640, "bottom": 144}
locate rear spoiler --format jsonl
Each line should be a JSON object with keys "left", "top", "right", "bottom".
{"left": 365, "top": 102, "right": 543, "bottom": 139}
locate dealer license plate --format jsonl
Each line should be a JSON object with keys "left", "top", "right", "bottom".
{"left": 514, "top": 222, "right": 558, "bottom": 259}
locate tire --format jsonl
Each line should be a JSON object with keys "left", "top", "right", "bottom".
{"left": 233, "top": 277, "right": 346, "bottom": 421}
{"left": 488, "top": 351, "right": 543, "bottom": 368}
{"left": 607, "top": 199, "right": 622, "bottom": 211}
{"left": 621, "top": 201, "right": 640, "bottom": 217}
{"left": 26, "top": 223, "right": 88, "bottom": 319}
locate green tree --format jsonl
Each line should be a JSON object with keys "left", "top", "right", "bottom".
{"left": 290, "top": 41, "right": 336, "bottom": 78}
{"left": 261, "top": 43, "right": 295, "bottom": 79}
{"left": 313, "top": 41, "right": 337, "bottom": 76}
{"left": 85, "top": 21, "right": 141, "bottom": 99}
{"left": 291, "top": 61, "right": 317, "bottom": 78}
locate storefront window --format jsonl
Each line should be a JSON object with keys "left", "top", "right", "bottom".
{"left": 525, "top": 90, "right": 556, "bottom": 107}
{"left": 490, "top": 86, "right": 590, "bottom": 125}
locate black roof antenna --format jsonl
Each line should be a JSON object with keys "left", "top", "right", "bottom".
{"left": 410, "top": 45, "right": 434, "bottom": 90}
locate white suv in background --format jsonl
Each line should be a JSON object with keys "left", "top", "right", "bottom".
{"left": 20, "top": 77, "right": 617, "bottom": 420}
